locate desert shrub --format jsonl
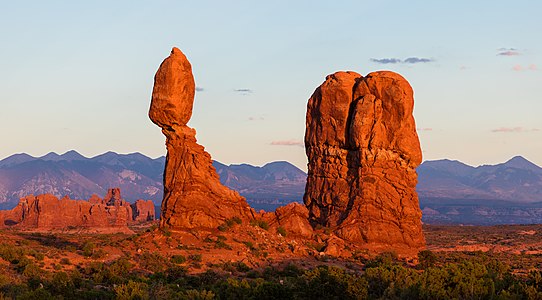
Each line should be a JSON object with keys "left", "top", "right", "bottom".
{"left": 418, "top": 249, "right": 437, "bottom": 269}
{"left": 218, "top": 217, "right": 242, "bottom": 232}
{"left": 16, "top": 288, "right": 55, "bottom": 300}
{"left": 277, "top": 227, "right": 287, "bottom": 237}
{"left": 138, "top": 252, "right": 168, "bottom": 273}
{"left": 81, "top": 241, "right": 95, "bottom": 257}
{"left": 91, "top": 248, "right": 108, "bottom": 259}
{"left": 0, "top": 243, "right": 24, "bottom": 263}
{"left": 114, "top": 280, "right": 149, "bottom": 300}
{"left": 250, "top": 220, "right": 269, "bottom": 230}
{"left": 302, "top": 266, "right": 368, "bottom": 299}
{"left": 242, "top": 241, "right": 256, "bottom": 251}
{"left": 189, "top": 254, "right": 202, "bottom": 262}
{"left": 59, "top": 258, "right": 71, "bottom": 265}
{"left": 183, "top": 289, "right": 215, "bottom": 300}
{"left": 171, "top": 255, "right": 187, "bottom": 264}
{"left": 161, "top": 227, "right": 172, "bottom": 237}
{"left": 50, "top": 271, "right": 74, "bottom": 295}
{"left": 215, "top": 241, "right": 232, "bottom": 250}
{"left": 365, "top": 251, "right": 398, "bottom": 268}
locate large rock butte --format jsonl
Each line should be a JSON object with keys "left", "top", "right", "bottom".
{"left": 304, "top": 71, "right": 425, "bottom": 253}
{"left": 149, "top": 48, "right": 254, "bottom": 229}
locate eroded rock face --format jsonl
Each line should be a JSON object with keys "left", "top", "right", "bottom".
{"left": 149, "top": 48, "right": 254, "bottom": 229}
{"left": 0, "top": 188, "right": 155, "bottom": 232}
{"left": 304, "top": 71, "right": 425, "bottom": 254}
{"left": 261, "top": 202, "right": 313, "bottom": 237}
{"left": 132, "top": 199, "right": 156, "bottom": 222}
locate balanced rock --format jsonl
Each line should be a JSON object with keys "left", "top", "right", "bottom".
{"left": 304, "top": 71, "right": 425, "bottom": 254}
{"left": 149, "top": 47, "right": 254, "bottom": 229}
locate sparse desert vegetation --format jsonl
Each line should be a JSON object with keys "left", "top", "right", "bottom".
{"left": 0, "top": 224, "right": 541, "bottom": 298}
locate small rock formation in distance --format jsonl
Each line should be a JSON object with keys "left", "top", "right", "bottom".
{"left": 304, "top": 71, "right": 425, "bottom": 255}
{"left": 149, "top": 48, "right": 254, "bottom": 229}
{"left": 0, "top": 188, "right": 155, "bottom": 232}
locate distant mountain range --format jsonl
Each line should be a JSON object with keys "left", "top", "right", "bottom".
{"left": 1, "top": 151, "right": 541, "bottom": 225}
{"left": 417, "top": 156, "right": 542, "bottom": 225}
{"left": 0, "top": 151, "right": 307, "bottom": 212}
{"left": 417, "top": 156, "right": 542, "bottom": 202}
{"left": 0, "top": 151, "right": 165, "bottom": 209}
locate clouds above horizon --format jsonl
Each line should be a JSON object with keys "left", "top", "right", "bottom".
{"left": 270, "top": 140, "right": 303, "bottom": 147}
{"left": 417, "top": 127, "right": 433, "bottom": 131}
{"left": 196, "top": 87, "right": 204, "bottom": 92}
{"left": 234, "top": 88, "right": 253, "bottom": 95}
{"left": 370, "top": 57, "right": 434, "bottom": 64}
{"left": 497, "top": 48, "right": 521, "bottom": 56}
{"left": 491, "top": 127, "right": 540, "bottom": 133}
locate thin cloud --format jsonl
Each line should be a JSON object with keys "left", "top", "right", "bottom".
{"left": 491, "top": 127, "right": 540, "bottom": 133}
{"left": 248, "top": 116, "right": 265, "bottom": 121}
{"left": 497, "top": 50, "right": 520, "bottom": 56}
{"left": 370, "top": 57, "right": 434, "bottom": 65}
{"left": 403, "top": 57, "right": 433, "bottom": 64}
{"left": 234, "top": 88, "right": 253, "bottom": 95}
{"left": 417, "top": 128, "right": 433, "bottom": 131}
{"left": 529, "top": 64, "right": 538, "bottom": 71}
{"left": 270, "top": 140, "right": 304, "bottom": 147}
{"left": 513, "top": 64, "right": 523, "bottom": 71}
{"left": 196, "top": 87, "right": 205, "bottom": 92}
{"left": 370, "top": 58, "right": 402, "bottom": 64}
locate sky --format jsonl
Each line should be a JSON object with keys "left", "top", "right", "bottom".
{"left": 0, "top": 1, "right": 540, "bottom": 171}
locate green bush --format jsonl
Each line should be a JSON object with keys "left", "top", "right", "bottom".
{"left": 171, "top": 255, "right": 187, "bottom": 264}
{"left": 277, "top": 227, "right": 287, "bottom": 237}
{"left": 114, "top": 280, "right": 149, "bottom": 300}
{"left": 250, "top": 220, "right": 269, "bottom": 231}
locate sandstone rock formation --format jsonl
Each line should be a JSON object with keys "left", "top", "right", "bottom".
{"left": 0, "top": 188, "right": 155, "bottom": 232}
{"left": 304, "top": 71, "right": 425, "bottom": 254}
{"left": 262, "top": 203, "right": 313, "bottom": 237}
{"left": 132, "top": 199, "right": 156, "bottom": 222}
{"left": 149, "top": 47, "right": 254, "bottom": 229}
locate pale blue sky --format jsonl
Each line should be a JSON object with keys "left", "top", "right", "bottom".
{"left": 1, "top": 1, "right": 540, "bottom": 170}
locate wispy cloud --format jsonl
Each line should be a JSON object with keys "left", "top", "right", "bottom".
{"left": 234, "top": 88, "right": 253, "bottom": 95}
{"left": 403, "top": 57, "right": 433, "bottom": 64}
{"left": 370, "top": 58, "right": 402, "bottom": 64}
{"left": 196, "top": 87, "right": 205, "bottom": 92}
{"left": 497, "top": 48, "right": 521, "bottom": 56}
{"left": 370, "top": 57, "right": 434, "bottom": 64}
{"left": 491, "top": 127, "right": 540, "bottom": 133}
{"left": 248, "top": 116, "right": 265, "bottom": 121}
{"left": 270, "top": 140, "right": 304, "bottom": 147}
{"left": 417, "top": 128, "right": 433, "bottom": 131}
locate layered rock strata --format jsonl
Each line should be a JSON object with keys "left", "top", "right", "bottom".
{"left": 304, "top": 71, "right": 425, "bottom": 253}
{"left": 149, "top": 48, "right": 254, "bottom": 229}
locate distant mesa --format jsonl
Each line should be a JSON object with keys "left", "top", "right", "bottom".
{"left": 0, "top": 188, "right": 155, "bottom": 233}
{"left": 304, "top": 71, "right": 426, "bottom": 255}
